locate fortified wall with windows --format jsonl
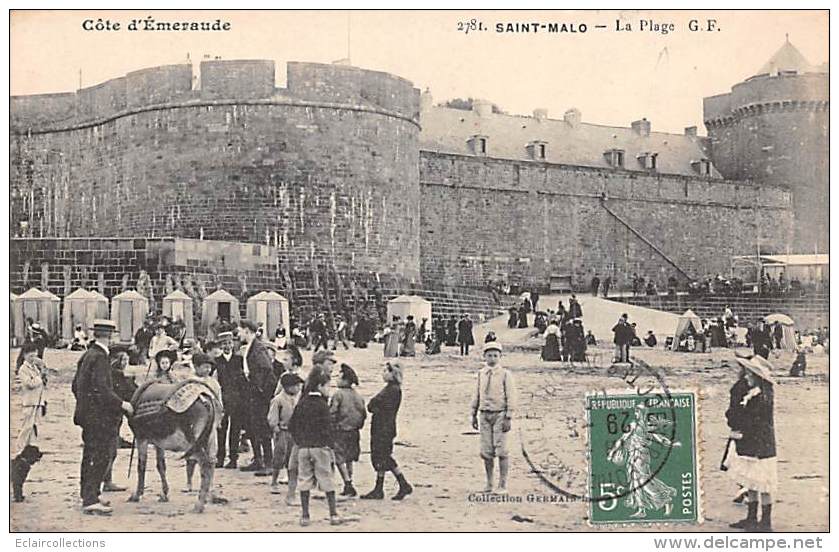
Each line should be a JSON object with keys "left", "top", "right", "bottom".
{"left": 9, "top": 40, "right": 824, "bottom": 314}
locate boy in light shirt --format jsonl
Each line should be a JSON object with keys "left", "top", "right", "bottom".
{"left": 470, "top": 342, "right": 517, "bottom": 494}
{"left": 268, "top": 372, "right": 304, "bottom": 497}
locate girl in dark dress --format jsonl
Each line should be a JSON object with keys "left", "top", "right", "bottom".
{"left": 361, "top": 362, "right": 413, "bottom": 501}
{"left": 726, "top": 354, "right": 777, "bottom": 532}
{"left": 445, "top": 316, "right": 457, "bottom": 346}
{"left": 517, "top": 303, "right": 529, "bottom": 328}
{"left": 507, "top": 307, "right": 518, "bottom": 329}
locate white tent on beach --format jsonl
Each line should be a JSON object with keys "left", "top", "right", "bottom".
{"left": 764, "top": 313, "right": 797, "bottom": 351}
{"left": 163, "top": 290, "right": 195, "bottom": 339}
{"left": 670, "top": 309, "right": 703, "bottom": 351}
{"left": 386, "top": 295, "right": 432, "bottom": 324}
{"left": 62, "top": 288, "right": 109, "bottom": 340}
{"left": 246, "top": 291, "right": 289, "bottom": 339}
{"left": 111, "top": 290, "right": 150, "bottom": 342}
{"left": 202, "top": 289, "right": 240, "bottom": 338}
{"left": 13, "top": 288, "right": 61, "bottom": 342}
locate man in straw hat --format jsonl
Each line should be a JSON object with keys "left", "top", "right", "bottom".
{"left": 725, "top": 352, "right": 777, "bottom": 532}
{"left": 470, "top": 341, "right": 517, "bottom": 494}
{"left": 72, "top": 319, "right": 134, "bottom": 516}
{"left": 213, "top": 331, "right": 247, "bottom": 469}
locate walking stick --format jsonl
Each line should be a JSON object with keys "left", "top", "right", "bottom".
{"left": 719, "top": 437, "right": 734, "bottom": 471}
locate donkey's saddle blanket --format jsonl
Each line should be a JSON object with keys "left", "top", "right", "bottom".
{"left": 132, "top": 380, "right": 216, "bottom": 422}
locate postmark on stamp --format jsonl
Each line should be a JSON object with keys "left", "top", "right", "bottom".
{"left": 586, "top": 390, "right": 700, "bottom": 524}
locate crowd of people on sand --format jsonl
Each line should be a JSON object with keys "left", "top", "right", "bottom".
{"left": 664, "top": 302, "right": 829, "bottom": 376}
{"left": 13, "top": 314, "right": 418, "bottom": 526}
{"left": 499, "top": 285, "right": 790, "bottom": 532}
{"left": 10, "top": 277, "right": 828, "bottom": 532}
{"left": 202, "top": 308, "right": 480, "bottom": 360}
{"left": 11, "top": 296, "right": 522, "bottom": 527}
{"left": 509, "top": 292, "right": 591, "bottom": 363}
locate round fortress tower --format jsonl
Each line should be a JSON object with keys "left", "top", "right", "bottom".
{"left": 703, "top": 38, "right": 828, "bottom": 252}
{"left": 10, "top": 60, "right": 422, "bottom": 281}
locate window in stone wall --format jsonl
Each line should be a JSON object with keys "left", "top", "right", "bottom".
{"left": 691, "top": 158, "right": 712, "bottom": 176}
{"left": 637, "top": 152, "right": 658, "bottom": 171}
{"left": 526, "top": 141, "right": 548, "bottom": 160}
{"left": 604, "top": 148, "right": 625, "bottom": 168}
{"left": 468, "top": 135, "right": 488, "bottom": 156}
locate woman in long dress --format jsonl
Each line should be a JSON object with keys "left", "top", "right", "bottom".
{"left": 517, "top": 303, "right": 529, "bottom": 329}
{"left": 15, "top": 342, "right": 47, "bottom": 456}
{"left": 542, "top": 319, "right": 562, "bottom": 361}
{"left": 725, "top": 354, "right": 778, "bottom": 532}
{"left": 383, "top": 318, "right": 401, "bottom": 358}
{"left": 401, "top": 316, "right": 417, "bottom": 357}
{"left": 607, "top": 404, "right": 680, "bottom": 518}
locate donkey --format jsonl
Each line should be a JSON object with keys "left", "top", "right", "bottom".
{"left": 127, "top": 380, "right": 225, "bottom": 513}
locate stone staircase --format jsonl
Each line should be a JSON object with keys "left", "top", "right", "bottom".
{"left": 275, "top": 281, "right": 507, "bottom": 323}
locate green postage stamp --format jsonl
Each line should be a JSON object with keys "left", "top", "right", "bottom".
{"left": 586, "top": 391, "right": 700, "bottom": 525}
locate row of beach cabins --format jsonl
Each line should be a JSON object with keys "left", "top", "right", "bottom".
{"left": 10, "top": 287, "right": 290, "bottom": 346}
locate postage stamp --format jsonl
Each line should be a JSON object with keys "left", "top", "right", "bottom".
{"left": 586, "top": 390, "right": 700, "bottom": 525}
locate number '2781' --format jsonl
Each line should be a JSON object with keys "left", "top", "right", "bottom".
{"left": 457, "top": 19, "right": 485, "bottom": 34}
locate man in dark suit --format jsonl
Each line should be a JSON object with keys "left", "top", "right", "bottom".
{"left": 457, "top": 313, "right": 475, "bottom": 356}
{"left": 238, "top": 319, "right": 274, "bottom": 475}
{"left": 72, "top": 319, "right": 134, "bottom": 515}
{"left": 212, "top": 332, "right": 248, "bottom": 468}
{"left": 612, "top": 313, "right": 633, "bottom": 362}
{"left": 309, "top": 314, "right": 328, "bottom": 352}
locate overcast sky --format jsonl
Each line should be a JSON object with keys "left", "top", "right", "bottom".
{"left": 10, "top": 10, "right": 828, "bottom": 134}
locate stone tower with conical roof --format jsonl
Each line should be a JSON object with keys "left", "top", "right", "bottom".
{"left": 703, "top": 37, "right": 828, "bottom": 252}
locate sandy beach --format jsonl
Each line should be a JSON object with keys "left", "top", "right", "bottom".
{"left": 9, "top": 337, "right": 828, "bottom": 532}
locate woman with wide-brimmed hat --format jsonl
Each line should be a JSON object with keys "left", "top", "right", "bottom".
{"left": 725, "top": 353, "right": 777, "bottom": 532}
